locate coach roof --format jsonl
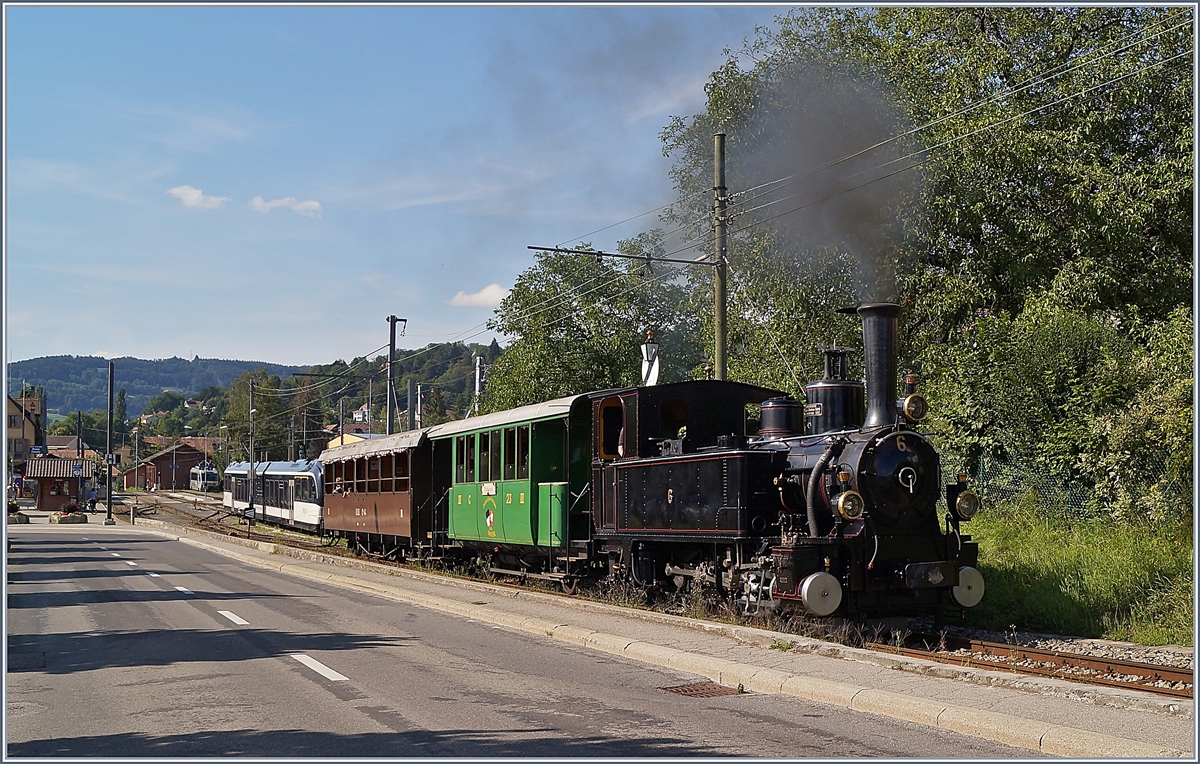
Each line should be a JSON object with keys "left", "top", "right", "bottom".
{"left": 427, "top": 393, "right": 594, "bottom": 439}
{"left": 318, "top": 428, "right": 430, "bottom": 463}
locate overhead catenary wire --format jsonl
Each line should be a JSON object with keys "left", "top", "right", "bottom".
{"left": 720, "top": 13, "right": 1193, "bottom": 213}
{"left": 720, "top": 46, "right": 1192, "bottom": 237}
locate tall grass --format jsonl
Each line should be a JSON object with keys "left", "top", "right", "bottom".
{"left": 967, "top": 498, "right": 1193, "bottom": 646}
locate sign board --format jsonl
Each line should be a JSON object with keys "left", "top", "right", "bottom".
{"left": 29, "top": 446, "right": 45, "bottom": 456}
{"left": 71, "top": 464, "right": 83, "bottom": 476}
{"left": 106, "top": 453, "right": 121, "bottom": 465}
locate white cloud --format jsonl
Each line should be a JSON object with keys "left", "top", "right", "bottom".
{"left": 250, "top": 195, "right": 323, "bottom": 217}
{"left": 447, "top": 284, "right": 510, "bottom": 307}
{"left": 167, "top": 185, "right": 229, "bottom": 209}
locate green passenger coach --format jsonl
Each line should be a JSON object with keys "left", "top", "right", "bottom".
{"left": 428, "top": 393, "right": 595, "bottom": 586}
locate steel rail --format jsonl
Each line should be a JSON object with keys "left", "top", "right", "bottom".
{"left": 867, "top": 634, "right": 1193, "bottom": 699}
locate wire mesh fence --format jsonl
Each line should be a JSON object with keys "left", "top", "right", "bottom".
{"left": 974, "top": 452, "right": 1098, "bottom": 519}
{"left": 970, "top": 448, "right": 1192, "bottom": 522}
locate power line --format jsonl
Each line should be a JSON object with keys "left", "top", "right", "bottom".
{"left": 720, "top": 14, "right": 1193, "bottom": 215}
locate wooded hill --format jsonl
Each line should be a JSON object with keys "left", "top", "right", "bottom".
{"left": 8, "top": 355, "right": 308, "bottom": 418}
{"left": 8, "top": 342, "right": 500, "bottom": 420}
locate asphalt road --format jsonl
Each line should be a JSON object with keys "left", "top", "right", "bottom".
{"left": 6, "top": 528, "right": 1028, "bottom": 757}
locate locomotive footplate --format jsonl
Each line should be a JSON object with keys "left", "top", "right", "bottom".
{"left": 902, "top": 561, "right": 958, "bottom": 589}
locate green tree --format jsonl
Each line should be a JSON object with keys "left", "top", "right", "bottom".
{"left": 143, "top": 391, "right": 184, "bottom": 416}
{"left": 225, "top": 370, "right": 287, "bottom": 461}
{"left": 114, "top": 388, "right": 126, "bottom": 429}
{"left": 47, "top": 411, "right": 107, "bottom": 442}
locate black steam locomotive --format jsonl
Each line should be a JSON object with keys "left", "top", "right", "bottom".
{"left": 593, "top": 303, "right": 983, "bottom": 619}
{"left": 297, "top": 302, "right": 984, "bottom": 621}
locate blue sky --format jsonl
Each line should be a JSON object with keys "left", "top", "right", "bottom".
{"left": 5, "top": 4, "right": 787, "bottom": 366}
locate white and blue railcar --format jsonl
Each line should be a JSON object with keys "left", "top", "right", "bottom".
{"left": 189, "top": 463, "right": 220, "bottom": 492}
{"left": 223, "top": 460, "right": 324, "bottom": 531}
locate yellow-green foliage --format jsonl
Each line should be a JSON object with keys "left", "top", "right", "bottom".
{"left": 968, "top": 503, "right": 1193, "bottom": 646}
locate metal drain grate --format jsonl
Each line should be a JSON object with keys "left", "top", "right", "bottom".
{"left": 660, "top": 682, "right": 742, "bottom": 698}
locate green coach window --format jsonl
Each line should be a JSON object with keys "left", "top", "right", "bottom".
{"left": 479, "top": 431, "right": 492, "bottom": 481}
{"left": 466, "top": 435, "right": 476, "bottom": 483}
{"left": 455, "top": 437, "right": 466, "bottom": 484}
{"left": 503, "top": 428, "right": 516, "bottom": 480}
{"left": 516, "top": 426, "right": 530, "bottom": 480}
{"left": 489, "top": 431, "right": 502, "bottom": 481}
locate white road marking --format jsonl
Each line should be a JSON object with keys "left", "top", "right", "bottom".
{"left": 110, "top": 553, "right": 120, "bottom": 557}
{"left": 125, "top": 561, "right": 138, "bottom": 566}
{"left": 175, "top": 586, "right": 194, "bottom": 595}
{"left": 291, "top": 654, "right": 348, "bottom": 681}
{"left": 99, "top": 546, "right": 107, "bottom": 550}
{"left": 218, "top": 611, "right": 249, "bottom": 626}
{"left": 147, "top": 572, "right": 160, "bottom": 577}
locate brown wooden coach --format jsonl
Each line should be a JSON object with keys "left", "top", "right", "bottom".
{"left": 319, "top": 429, "right": 434, "bottom": 556}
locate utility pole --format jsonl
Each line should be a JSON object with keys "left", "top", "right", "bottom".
{"left": 473, "top": 354, "right": 484, "bottom": 415}
{"left": 385, "top": 315, "right": 406, "bottom": 435}
{"left": 338, "top": 398, "right": 344, "bottom": 443}
{"left": 367, "top": 378, "right": 373, "bottom": 436}
{"left": 407, "top": 378, "right": 416, "bottom": 431}
{"left": 289, "top": 415, "right": 295, "bottom": 461}
{"left": 248, "top": 380, "right": 256, "bottom": 526}
{"left": 77, "top": 411, "right": 83, "bottom": 458}
{"left": 713, "top": 132, "right": 728, "bottom": 381}
{"left": 104, "top": 361, "right": 115, "bottom": 525}
{"left": 415, "top": 384, "right": 423, "bottom": 429}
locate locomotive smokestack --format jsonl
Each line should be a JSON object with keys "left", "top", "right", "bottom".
{"left": 856, "top": 302, "right": 901, "bottom": 429}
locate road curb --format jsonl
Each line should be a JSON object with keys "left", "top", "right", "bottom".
{"left": 88, "top": 520, "right": 1191, "bottom": 758}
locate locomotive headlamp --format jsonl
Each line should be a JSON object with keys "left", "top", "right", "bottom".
{"left": 954, "top": 490, "right": 981, "bottom": 520}
{"left": 837, "top": 467, "right": 852, "bottom": 484}
{"left": 836, "top": 490, "right": 865, "bottom": 520}
{"left": 901, "top": 393, "right": 929, "bottom": 422}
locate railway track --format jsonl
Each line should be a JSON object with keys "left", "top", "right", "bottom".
{"left": 126, "top": 492, "right": 1193, "bottom": 701}
{"left": 866, "top": 633, "right": 1194, "bottom": 699}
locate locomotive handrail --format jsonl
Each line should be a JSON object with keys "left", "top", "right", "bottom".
{"left": 567, "top": 483, "right": 590, "bottom": 513}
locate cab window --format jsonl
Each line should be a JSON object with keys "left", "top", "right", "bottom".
{"left": 661, "top": 398, "right": 688, "bottom": 439}
{"left": 598, "top": 397, "right": 623, "bottom": 459}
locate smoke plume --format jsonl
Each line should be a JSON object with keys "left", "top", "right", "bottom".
{"left": 728, "top": 62, "right": 926, "bottom": 301}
